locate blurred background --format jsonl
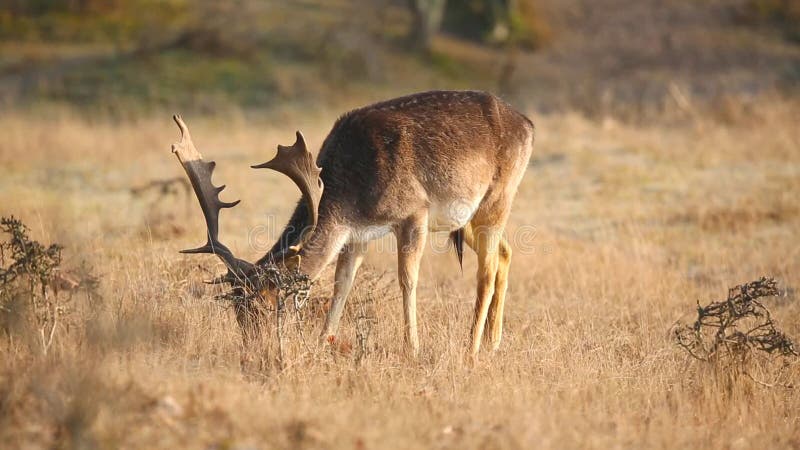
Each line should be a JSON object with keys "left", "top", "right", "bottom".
{"left": 1, "top": 3, "right": 800, "bottom": 448}
{"left": 1, "top": 0, "right": 798, "bottom": 121}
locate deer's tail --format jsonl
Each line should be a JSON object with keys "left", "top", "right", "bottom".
{"left": 450, "top": 228, "right": 464, "bottom": 272}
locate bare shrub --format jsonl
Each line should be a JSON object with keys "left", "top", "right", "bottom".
{"left": 674, "top": 277, "right": 798, "bottom": 386}
{"left": 0, "top": 216, "right": 66, "bottom": 354}
{"left": 0, "top": 216, "right": 62, "bottom": 292}
{"left": 0, "top": 216, "right": 101, "bottom": 355}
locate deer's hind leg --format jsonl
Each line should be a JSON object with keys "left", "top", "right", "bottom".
{"left": 486, "top": 236, "right": 511, "bottom": 350}
{"left": 462, "top": 222, "right": 503, "bottom": 356}
{"left": 463, "top": 213, "right": 512, "bottom": 354}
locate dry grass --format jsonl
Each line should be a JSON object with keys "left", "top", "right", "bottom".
{"left": 1, "top": 100, "right": 799, "bottom": 449}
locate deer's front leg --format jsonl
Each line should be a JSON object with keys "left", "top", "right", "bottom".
{"left": 320, "top": 242, "right": 367, "bottom": 343}
{"left": 395, "top": 213, "right": 428, "bottom": 357}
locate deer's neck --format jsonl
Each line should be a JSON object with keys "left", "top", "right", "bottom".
{"left": 256, "top": 200, "right": 307, "bottom": 266}
{"left": 258, "top": 202, "right": 348, "bottom": 281}
{"left": 295, "top": 218, "right": 350, "bottom": 280}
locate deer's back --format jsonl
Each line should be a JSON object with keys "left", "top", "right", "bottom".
{"left": 316, "top": 91, "right": 533, "bottom": 229}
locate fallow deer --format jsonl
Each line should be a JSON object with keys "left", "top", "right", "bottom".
{"left": 170, "top": 90, "right": 534, "bottom": 357}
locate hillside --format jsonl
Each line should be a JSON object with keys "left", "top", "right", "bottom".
{"left": 0, "top": 0, "right": 798, "bottom": 119}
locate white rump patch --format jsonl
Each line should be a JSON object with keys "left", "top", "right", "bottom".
{"left": 428, "top": 197, "right": 480, "bottom": 232}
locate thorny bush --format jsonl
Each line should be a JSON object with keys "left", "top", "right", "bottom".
{"left": 1, "top": 216, "right": 65, "bottom": 353}
{"left": 674, "top": 277, "right": 798, "bottom": 385}
{"left": 0, "top": 216, "right": 98, "bottom": 354}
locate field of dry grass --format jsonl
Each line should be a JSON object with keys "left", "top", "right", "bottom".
{"left": 1, "top": 97, "right": 799, "bottom": 448}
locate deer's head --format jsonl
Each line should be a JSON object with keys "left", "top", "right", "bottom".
{"left": 170, "top": 115, "right": 323, "bottom": 301}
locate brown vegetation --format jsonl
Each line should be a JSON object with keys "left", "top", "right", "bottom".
{"left": 1, "top": 0, "right": 799, "bottom": 448}
{"left": 0, "top": 99, "right": 798, "bottom": 447}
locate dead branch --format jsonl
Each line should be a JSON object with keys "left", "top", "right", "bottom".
{"left": 674, "top": 277, "right": 798, "bottom": 368}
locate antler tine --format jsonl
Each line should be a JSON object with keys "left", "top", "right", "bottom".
{"left": 171, "top": 115, "right": 198, "bottom": 160}
{"left": 173, "top": 114, "right": 190, "bottom": 139}
{"left": 171, "top": 115, "right": 254, "bottom": 283}
{"left": 252, "top": 131, "right": 324, "bottom": 246}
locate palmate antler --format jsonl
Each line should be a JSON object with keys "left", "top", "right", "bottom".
{"left": 170, "top": 115, "right": 323, "bottom": 286}
{"left": 252, "top": 131, "right": 323, "bottom": 252}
